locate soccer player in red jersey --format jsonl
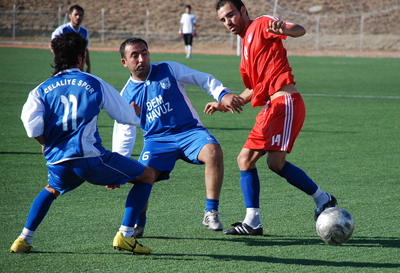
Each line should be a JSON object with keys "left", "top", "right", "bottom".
{"left": 205, "top": 0, "right": 337, "bottom": 235}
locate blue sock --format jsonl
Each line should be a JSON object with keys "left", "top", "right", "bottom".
{"left": 278, "top": 161, "right": 318, "bottom": 195}
{"left": 135, "top": 211, "right": 147, "bottom": 227}
{"left": 205, "top": 198, "right": 219, "bottom": 212}
{"left": 122, "top": 183, "right": 153, "bottom": 227}
{"left": 25, "top": 188, "right": 56, "bottom": 231}
{"left": 240, "top": 168, "right": 260, "bottom": 208}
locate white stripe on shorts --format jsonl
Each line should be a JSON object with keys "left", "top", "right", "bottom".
{"left": 282, "top": 94, "right": 293, "bottom": 151}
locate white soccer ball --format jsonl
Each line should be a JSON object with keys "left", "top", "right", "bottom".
{"left": 316, "top": 207, "right": 354, "bottom": 245}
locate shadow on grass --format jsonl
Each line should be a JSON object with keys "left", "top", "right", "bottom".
{"left": 21, "top": 235, "right": 400, "bottom": 269}
{"left": 145, "top": 234, "right": 400, "bottom": 248}
{"left": 0, "top": 151, "right": 42, "bottom": 155}
{"left": 148, "top": 253, "right": 400, "bottom": 269}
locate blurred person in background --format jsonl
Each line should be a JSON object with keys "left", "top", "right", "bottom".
{"left": 179, "top": 5, "right": 197, "bottom": 59}
{"left": 51, "top": 5, "right": 91, "bottom": 73}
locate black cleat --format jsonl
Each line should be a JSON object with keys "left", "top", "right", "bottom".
{"left": 223, "top": 222, "right": 263, "bottom": 236}
{"left": 314, "top": 193, "right": 338, "bottom": 221}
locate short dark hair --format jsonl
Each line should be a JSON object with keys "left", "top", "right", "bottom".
{"left": 215, "top": 0, "right": 245, "bottom": 13}
{"left": 185, "top": 5, "right": 192, "bottom": 10}
{"left": 69, "top": 5, "right": 84, "bottom": 14}
{"left": 119, "top": 37, "right": 148, "bottom": 59}
{"left": 51, "top": 32, "right": 87, "bottom": 75}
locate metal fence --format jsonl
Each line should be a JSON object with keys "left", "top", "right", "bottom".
{"left": 1, "top": 3, "right": 399, "bottom": 53}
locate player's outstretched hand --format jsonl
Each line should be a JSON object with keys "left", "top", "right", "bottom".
{"left": 106, "top": 185, "right": 121, "bottom": 190}
{"left": 130, "top": 101, "right": 141, "bottom": 116}
{"left": 204, "top": 102, "right": 229, "bottom": 115}
{"left": 267, "top": 19, "right": 287, "bottom": 35}
{"left": 221, "top": 93, "right": 245, "bottom": 114}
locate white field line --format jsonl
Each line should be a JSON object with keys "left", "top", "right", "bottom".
{"left": 185, "top": 88, "right": 400, "bottom": 100}
{"left": 2, "top": 81, "right": 399, "bottom": 100}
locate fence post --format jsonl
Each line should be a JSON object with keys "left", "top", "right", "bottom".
{"left": 58, "top": 6, "right": 62, "bottom": 26}
{"left": 146, "top": 10, "right": 150, "bottom": 39}
{"left": 359, "top": 14, "right": 364, "bottom": 52}
{"left": 101, "top": 8, "right": 105, "bottom": 46}
{"left": 273, "top": 0, "right": 279, "bottom": 17}
{"left": 315, "top": 15, "right": 320, "bottom": 51}
{"left": 12, "top": 4, "right": 16, "bottom": 42}
{"left": 237, "top": 35, "right": 241, "bottom": 56}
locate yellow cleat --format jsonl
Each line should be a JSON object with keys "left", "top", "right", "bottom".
{"left": 10, "top": 238, "right": 32, "bottom": 253}
{"left": 113, "top": 231, "right": 152, "bottom": 255}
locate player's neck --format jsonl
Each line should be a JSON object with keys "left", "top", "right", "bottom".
{"left": 71, "top": 22, "right": 80, "bottom": 31}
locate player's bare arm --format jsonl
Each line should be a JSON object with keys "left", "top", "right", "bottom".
{"left": 204, "top": 90, "right": 249, "bottom": 115}
{"left": 85, "top": 49, "right": 91, "bottom": 73}
{"left": 130, "top": 101, "right": 141, "bottom": 116}
{"left": 267, "top": 20, "right": 306, "bottom": 37}
{"left": 33, "top": 135, "right": 46, "bottom": 155}
{"left": 239, "top": 88, "right": 254, "bottom": 104}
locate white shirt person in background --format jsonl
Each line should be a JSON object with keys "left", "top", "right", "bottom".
{"left": 179, "top": 5, "right": 197, "bottom": 59}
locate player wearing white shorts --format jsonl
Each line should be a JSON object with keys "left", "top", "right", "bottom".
{"left": 112, "top": 37, "right": 245, "bottom": 237}
{"left": 11, "top": 32, "right": 155, "bottom": 255}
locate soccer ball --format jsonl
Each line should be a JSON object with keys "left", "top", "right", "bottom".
{"left": 316, "top": 207, "right": 354, "bottom": 245}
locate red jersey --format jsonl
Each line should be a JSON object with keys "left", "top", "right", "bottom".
{"left": 240, "top": 16, "right": 295, "bottom": 107}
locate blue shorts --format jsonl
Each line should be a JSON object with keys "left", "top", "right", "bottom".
{"left": 139, "top": 127, "right": 219, "bottom": 181}
{"left": 47, "top": 150, "right": 145, "bottom": 195}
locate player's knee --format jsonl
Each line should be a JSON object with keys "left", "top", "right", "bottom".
{"left": 200, "top": 144, "right": 223, "bottom": 164}
{"left": 237, "top": 152, "right": 250, "bottom": 169}
{"left": 44, "top": 184, "right": 60, "bottom": 198}
{"left": 140, "top": 166, "right": 157, "bottom": 185}
{"left": 267, "top": 159, "right": 285, "bottom": 173}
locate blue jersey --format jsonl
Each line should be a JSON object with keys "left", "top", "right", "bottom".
{"left": 51, "top": 23, "right": 90, "bottom": 47}
{"left": 113, "top": 61, "right": 230, "bottom": 156}
{"left": 21, "top": 68, "right": 140, "bottom": 164}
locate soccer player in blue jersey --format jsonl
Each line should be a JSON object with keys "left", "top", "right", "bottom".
{"left": 11, "top": 32, "right": 155, "bottom": 255}
{"left": 112, "top": 37, "right": 245, "bottom": 237}
{"left": 51, "top": 5, "right": 91, "bottom": 73}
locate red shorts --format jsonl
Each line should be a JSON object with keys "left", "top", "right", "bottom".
{"left": 244, "top": 93, "right": 305, "bottom": 153}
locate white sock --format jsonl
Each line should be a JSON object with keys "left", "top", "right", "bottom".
{"left": 243, "top": 208, "right": 262, "bottom": 228}
{"left": 187, "top": 45, "right": 192, "bottom": 58}
{"left": 119, "top": 225, "right": 134, "bottom": 238}
{"left": 20, "top": 228, "right": 35, "bottom": 245}
{"left": 312, "top": 187, "right": 329, "bottom": 207}
{"left": 185, "top": 45, "right": 188, "bottom": 53}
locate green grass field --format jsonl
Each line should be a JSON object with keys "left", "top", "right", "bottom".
{"left": 0, "top": 46, "right": 399, "bottom": 272}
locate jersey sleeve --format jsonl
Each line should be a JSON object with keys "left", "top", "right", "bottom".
{"left": 21, "top": 87, "right": 45, "bottom": 138}
{"left": 166, "top": 61, "right": 230, "bottom": 101}
{"left": 240, "top": 66, "right": 252, "bottom": 89}
{"left": 97, "top": 77, "right": 140, "bottom": 126}
{"left": 51, "top": 25, "right": 63, "bottom": 40}
{"left": 112, "top": 120, "right": 137, "bottom": 156}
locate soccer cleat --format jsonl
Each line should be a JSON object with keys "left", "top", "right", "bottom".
{"left": 132, "top": 225, "right": 145, "bottom": 239}
{"left": 113, "top": 232, "right": 152, "bottom": 255}
{"left": 223, "top": 222, "right": 263, "bottom": 236}
{"left": 10, "top": 238, "right": 32, "bottom": 253}
{"left": 202, "top": 210, "right": 223, "bottom": 231}
{"left": 314, "top": 193, "right": 338, "bottom": 221}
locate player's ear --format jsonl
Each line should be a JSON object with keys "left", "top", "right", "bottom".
{"left": 240, "top": 6, "right": 247, "bottom": 17}
{"left": 121, "top": 58, "right": 128, "bottom": 67}
{"left": 77, "top": 55, "right": 85, "bottom": 71}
